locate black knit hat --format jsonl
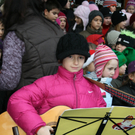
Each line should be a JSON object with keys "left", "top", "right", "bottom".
{"left": 116, "top": 34, "right": 135, "bottom": 48}
{"left": 100, "top": 7, "right": 112, "bottom": 17}
{"left": 111, "top": 10, "right": 127, "bottom": 26}
{"left": 56, "top": 33, "right": 90, "bottom": 61}
{"left": 89, "top": 10, "right": 104, "bottom": 25}
{"left": 57, "top": 0, "right": 67, "bottom": 7}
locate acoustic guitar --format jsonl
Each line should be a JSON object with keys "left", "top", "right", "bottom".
{"left": 0, "top": 105, "right": 71, "bottom": 135}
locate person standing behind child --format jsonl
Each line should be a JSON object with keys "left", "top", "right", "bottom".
{"left": 93, "top": 45, "right": 119, "bottom": 107}
{"left": 68, "top": 1, "right": 90, "bottom": 33}
{"left": 56, "top": 12, "right": 69, "bottom": 34}
{"left": 111, "top": 50, "right": 127, "bottom": 88}
{"left": 126, "top": 0, "right": 135, "bottom": 14}
{"left": 79, "top": 10, "right": 104, "bottom": 38}
{"left": 112, "top": 61, "right": 135, "bottom": 107}
{"left": 103, "top": 0, "right": 117, "bottom": 13}
{"left": 7, "top": 33, "right": 106, "bottom": 135}
{"left": 0, "top": 0, "right": 64, "bottom": 113}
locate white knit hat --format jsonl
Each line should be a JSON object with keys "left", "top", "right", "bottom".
{"left": 73, "top": 1, "right": 90, "bottom": 31}
{"left": 106, "top": 30, "right": 120, "bottom": 46}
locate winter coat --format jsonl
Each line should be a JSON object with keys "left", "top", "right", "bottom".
{"left": 68, "top": 22, "right": 84, "bottom": 34}
{"left": 79, "top": 25, "right": 102, "bottom": 39}
{"left": 112, "top": 81, "right": 135, "bottom": 107}
{"left": 111, "top": 75, "right": 124, "bottom": 89}
{"left": 7, "top": 66, "right": 106, "bottom": 135}
{"left": 8, "top": 9, "right": 64, "bottom": 91}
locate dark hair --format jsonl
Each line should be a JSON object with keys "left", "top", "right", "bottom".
{"left": 3, "top": 0, "right": 44, "bottom": 36}
{"left": 122, "top": 71, "right": 135, "bottom": 86}
{"left": 44, "top": 0, "right": 61, "bottom": 12}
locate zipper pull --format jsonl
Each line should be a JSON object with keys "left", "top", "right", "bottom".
{"left": 74, "top": 74, "right": 76, "bottom": 80}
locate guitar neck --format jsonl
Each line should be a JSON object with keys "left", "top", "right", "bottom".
{"left": 85, "top": 77, "right": 135, "bottom": 106}
{"left": 105, "top": 85, "right": 135, "bottom": 106}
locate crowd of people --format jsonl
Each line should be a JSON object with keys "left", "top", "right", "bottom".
{"left": 0, "top": 0, "right": 135, "bottom": 134}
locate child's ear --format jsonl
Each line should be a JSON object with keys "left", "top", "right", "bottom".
{"left": 44, "top": 9, "right": 48, "bottom": 16}
{"left": 128, "top": 73, "right": 133, "bottom": 80}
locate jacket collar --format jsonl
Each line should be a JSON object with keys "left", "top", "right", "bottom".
{"left": 130, "top": 81, "right": 135, "bottom": 89}
{"left": 57, "top": 66, "right": 83, "bottom": 81}
{"left": 86, "top": 25, "right": 102, "bottom": 34}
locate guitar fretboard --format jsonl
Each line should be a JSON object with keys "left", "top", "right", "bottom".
{"left": 105, "top": 85, "right": 135, "bottom": 106}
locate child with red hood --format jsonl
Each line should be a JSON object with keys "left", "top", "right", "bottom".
{"left": 56, "top": 12, "right": 69, "bottom": 34}
{"left": 83, "top": 34, "right": 105, "bottom": 78}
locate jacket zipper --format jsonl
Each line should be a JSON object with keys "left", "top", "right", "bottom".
{"left": 73, "top": 74, "right": 78, "bottom": 108}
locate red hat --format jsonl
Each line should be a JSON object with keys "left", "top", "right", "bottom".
{"left": 58, "top": 12, "right": 69, "bottom": 32}
{"left": 86, "top": 34, "right": 105, "bottom": 45}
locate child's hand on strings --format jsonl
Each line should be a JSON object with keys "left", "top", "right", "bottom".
{"left": 37, "top": 126, "right": 54, "bottom": 135}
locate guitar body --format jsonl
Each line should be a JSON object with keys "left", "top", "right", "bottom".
{"left": 0, "top": 106, "right": 71, "bottom": 135}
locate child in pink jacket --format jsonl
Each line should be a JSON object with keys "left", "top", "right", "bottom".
{"left": 7, "top": 33, "right": 106, "bottom": 135}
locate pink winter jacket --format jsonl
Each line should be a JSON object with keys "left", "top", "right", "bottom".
{"left": 7, "top": 66, "right": 106, "bottom": 135}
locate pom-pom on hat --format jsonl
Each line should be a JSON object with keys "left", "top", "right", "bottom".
{"left": 57, "top": 0, "right": 67, "bottom": 7}
{"left": 111, "top": 10, "right": 127, "bottom": 26}
{"left": 113, "top": 49, "right": 127, "bottom": 67}
{"left": 94, "top": 45, "right": 119, "bottom": 79}
{"left": 89, "top": 10, "right": 104, "bottom": 25}
{"left": 116, "top": 30, "right": 135, "bottom": 48}
{"left": 103, "top": 0, "right": 117, "bottom": 7}
{"left": 126, "top": 0, "right": 135, "bottom": 9}
{"left": 130, "top": 13, "right": 135, "bottom": 25}
{"left": 73, "top": 1, "right": 90, "bottom": 31}
{"left": 89, "top": 3, "right": 99, "bottom": 11}
{"left": 86, "top": 34, "right": 105, "bottom": 45}
{"left": 56, "top": 33, "right": 90, "bottom": 61}
{"left": 100, "top": 7, "right": 112, "bottom": 17}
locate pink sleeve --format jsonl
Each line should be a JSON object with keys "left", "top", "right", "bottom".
{"left": 7, "top": 77, "right": 47, "bottom": 134}
{"left": 94, "top": 84, "right": 107, "bottom": 107}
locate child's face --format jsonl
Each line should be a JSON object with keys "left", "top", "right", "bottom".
{"left": 119, "top": 21, "right": 126, "bottom": 29}
{"left": 104, "top": 17, "right": 111, "bottom": 25}
{"left": 119, "top": 64, "right": 127, "bottom": 75}
{"left": 102, "top": 59, "right": 118, "bottom": 78}
{"left": 90, "top": 16, "right": 102, "bottom": 30}
{"left": 128, "top": 72, "right": 135, "bottom": 83}
{"left": 109, "top": 5, "right": 116, "bottom": 13}
{"left": 64, "top": 0, "right": 70, "bottom": 9}
{"left": 62, "top": 54, "right": 85, "bottom": 72}
{"left": 116, "top": 44, "right": 126, "bottom": 52}
{"left": 59, "top": 18, "right": 66, "bottom": 30}
{"left": 44, "top": 8, "right": 60, "bottom": 22}
{"left": 127, "top": 5, "right": 135, "bottom": 14}
{"left": 87, "top": 62, "right": 95, "bottom": 72}
{"left": 75, "top": 16, "right": 82, "bottom": 25}
{"left": 0, "top": 23, "right": 4, "bottom": 39}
